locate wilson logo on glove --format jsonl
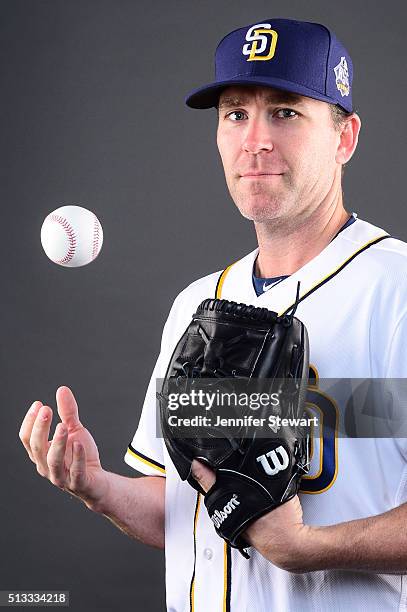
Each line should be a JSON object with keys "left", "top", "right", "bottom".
{"left": 256, "top": 446, "right": 290, "bottom": 476}
{"left": 210, "top": 494, "right": 241, "bottom": 529}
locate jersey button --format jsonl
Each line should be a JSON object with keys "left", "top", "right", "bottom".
{"left": 204, "top": 548, "right": 213, "bottom": 560}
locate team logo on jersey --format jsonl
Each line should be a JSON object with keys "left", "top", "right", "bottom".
{"left": 334, "top": 56, "right": 350, "bottom": 97}
{"left": 256, "top": 446, "right": 289, "bottom": 476}
{"left": 210, "top": 494, "right": 240, "bottom": 529}
{"left": 242, "top": 23, "right": 278, "bottom": 62}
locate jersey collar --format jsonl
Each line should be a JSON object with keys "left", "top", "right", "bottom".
{"left": 217, "top": 217, "right": 389, "bottom": 316}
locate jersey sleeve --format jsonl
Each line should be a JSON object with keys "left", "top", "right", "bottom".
{"left": 124, "top": 355, "right": 167, "bottom": 477}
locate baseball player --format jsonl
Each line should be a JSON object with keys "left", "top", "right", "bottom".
{"left": 19, "top": 18, "right": 407, "bottom": 612}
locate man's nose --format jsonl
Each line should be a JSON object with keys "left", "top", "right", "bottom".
{"left": 242, "top": 117, "right": 274, "bottom": 154}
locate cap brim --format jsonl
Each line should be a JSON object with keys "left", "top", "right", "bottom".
{"left": 185, "top": 75, "right": 346, "bottom": 110}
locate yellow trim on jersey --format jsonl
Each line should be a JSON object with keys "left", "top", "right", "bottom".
{"left": 126, "top": 448, "right": 166, "bottom": 475}
{"left": 309, "top": 364, "right": 319, "bottom": 387}
{"left": 223, "top": 542, "right": 228, "bottom": 612}
{"left": 190, "top": 493, "right": 202, "bottom": 612}
{"left": 216, "top": 263, "right": 236, "bottom": 299}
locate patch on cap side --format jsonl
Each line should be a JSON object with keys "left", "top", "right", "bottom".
{"left": 334, "top": 56, "right": 350, "bottom": 97}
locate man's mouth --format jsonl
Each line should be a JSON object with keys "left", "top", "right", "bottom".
{"left": 240, "top": 172, "right": 283, "bottom": 178}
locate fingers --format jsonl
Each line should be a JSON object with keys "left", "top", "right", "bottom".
{"left": 47, "top": 423, "right": 68, "bottom": 488}
{"left": 19, "top": 401, "right": 43, "bottom": 462}
{"left": 20, "top": 395, "right": 87, "bottom": 494}
{"left": 30, "top": 405, "right": 53, "bottom": 477}
{"left": 56, "top": 386, "right": 82, "bottom": 430}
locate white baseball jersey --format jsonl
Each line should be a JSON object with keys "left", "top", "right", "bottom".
{"left": 125, "top": 217, "right": 407, "bottom": 612}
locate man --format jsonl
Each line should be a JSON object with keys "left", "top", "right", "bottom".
{"left": 19, "top": 18, "right": 407, "bottom": 612}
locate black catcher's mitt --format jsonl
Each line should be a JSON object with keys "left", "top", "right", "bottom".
{"left": 158, "top": 295, "right": 310, "bottom": 557}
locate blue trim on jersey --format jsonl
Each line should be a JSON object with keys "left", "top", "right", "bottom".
{"left": 252, "top": 213, "right": 357, "bottom": 296}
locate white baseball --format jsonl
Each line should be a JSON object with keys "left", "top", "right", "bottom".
{"left": 41, "top": 205, "right": 103, "bottom": 267}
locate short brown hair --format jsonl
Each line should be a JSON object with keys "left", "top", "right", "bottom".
{"left": 330, "top": 104, "right": 354, "bottom": 131}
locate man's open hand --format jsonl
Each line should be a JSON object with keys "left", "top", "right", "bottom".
{"left": 19, "top": 386, "right": 109, "bottom": 510}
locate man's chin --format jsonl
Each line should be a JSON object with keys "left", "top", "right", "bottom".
{"left": 236, "top": 201, "right": 286, "bottom": 223}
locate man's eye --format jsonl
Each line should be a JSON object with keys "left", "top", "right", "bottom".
{"left": 226, "top": 111, "right": 247, "bottom": 121}
{"left": 275, "top": 108, "right": 298, "bottom": 119}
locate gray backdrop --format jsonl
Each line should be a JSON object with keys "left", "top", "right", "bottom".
{"left": 1, "top": 1, "right": 406, "bottom": 610}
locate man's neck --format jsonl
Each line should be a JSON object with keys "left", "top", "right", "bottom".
{"left": 254, "top": 190, "right": 350, "bottom": 278}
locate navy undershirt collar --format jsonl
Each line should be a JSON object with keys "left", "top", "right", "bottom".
{"left": 252, "top": 213, "right": 357, "bottom": 296}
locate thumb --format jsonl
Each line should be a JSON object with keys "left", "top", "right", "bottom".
{"left": 56, "top": 386, "right": 82, "bottom": 430}
{"left": 191, "top": 459, "right": 216, "bottom": 493}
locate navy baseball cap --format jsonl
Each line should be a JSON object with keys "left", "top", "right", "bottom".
{"left": 185, "top": 18, "right": 353, "bottom": 112}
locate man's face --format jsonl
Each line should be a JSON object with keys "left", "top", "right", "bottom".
{"left": 217, "top": 85, "right": 343, "bottom": 225}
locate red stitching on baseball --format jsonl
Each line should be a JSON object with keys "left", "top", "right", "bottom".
{"left": 49, "top": 214, "right": 77, "bottom": 264}
{"left": 92, "top": 214, "right": 100, "bottom": 260}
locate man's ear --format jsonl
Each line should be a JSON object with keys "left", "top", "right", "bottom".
{"left": 335, "top": 113, "right": 361, "bottom": 165}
